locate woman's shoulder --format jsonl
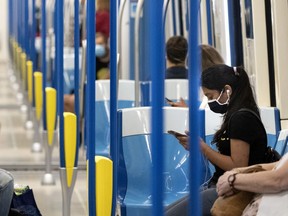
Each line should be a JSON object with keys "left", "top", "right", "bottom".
{"left": 229, "top": 109, "right": 263, "bottom": 129}
{"left": 231, "top": 108, "right": 260, "bottom": 121}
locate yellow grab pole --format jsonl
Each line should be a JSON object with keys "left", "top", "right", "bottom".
{"left": 27, "top": 61, "right": 33, "bottom": 103}
{"left": 63, "top": 112, "right": 77, "bottom": 187}
{"left": 12, "top": 41, "right": 17, "bottom": 65}
{"left": 16, "top": 47, "right": 22, "bottom": 74}
{"left": 21, "top": 53, "right": 27, "bottom": 90}
{"left": 95, "top": 156, "right": 113, "bottom": 216}
{"left": 34, "top": 72, "right": 43, "bottom": 121}
{"left": 45, "top": 87, "right": 57, "bottom": 146}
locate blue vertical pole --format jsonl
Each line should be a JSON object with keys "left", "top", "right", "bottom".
{"left": 30, "top": 0, "right": 36, "bottom": 107}
{"left": 22, "top": 0, "right": 26, "bottom": 51}
{"left": 19, "top": 0, "right": 22, "bottom": 47}
{"left": 74, "top": 0, "right": 80, "bottom": 166}
{"left": 19, "top": 0, "right": 21, "bottom": 48}
{"left": 17, "top": 0, "right": 21, "bottom": 47}
{"left": 13, "top": 0, "right": 16, "bottom": 40}
{"left": 206, "top": 0, "right": 213, "bottom": 45}
{"left": 188, "top": 0, "right": 201, "bottom": 215}
{"left": 8, "top": 0, "right": 12, "bottom": 38}
{"left": 53, "top": 0, "right": 58, "bottom": 89}
{"left": 87, "top": 0, "right": 96, "bottom": 215}
{"left": 25, "top": 0, "right": 29, "bottom": 58}
{"left": 31, "top": 0, "right": 36, "bottom": 72}
{"left": 110, "top": 0, "right": 117, "bottom": 214}
{"left": 42, "top": 0, "right": 47, "bottom": 130}
{"left": 56, "top": 0, "right": 65, "bottom": 167}
{"left": 148, "top": 0, "right": 165, "bottom": 215}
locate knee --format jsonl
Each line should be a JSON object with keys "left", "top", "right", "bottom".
{"left": 0, "top": 169, "right": 14, "bottom": 193}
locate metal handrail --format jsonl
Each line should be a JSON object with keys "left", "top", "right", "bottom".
{"left": 134, "top": 0, "right": 145, "bottom": 107}
{"left": 117, "top": 0, "right": 127, "bottom": 80}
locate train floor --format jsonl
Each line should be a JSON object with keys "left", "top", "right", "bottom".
{"left": 0, "top": 62, "right": 87, "bottom": 215}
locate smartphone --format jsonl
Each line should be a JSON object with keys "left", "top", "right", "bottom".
{"left": 167, "top": 130, "right": 187, "bottom": 137}
{"left": 165, "top": 97, "right": 173, "bottom": 103}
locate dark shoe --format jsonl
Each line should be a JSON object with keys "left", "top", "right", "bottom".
{"left": 8, "top": 208, "right": 23, "bottom": 216}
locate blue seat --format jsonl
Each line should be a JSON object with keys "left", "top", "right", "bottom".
{"left": 94, "top": 80, "right": 135, "bottom": 157}
{"left": 117, "top": 107, "right": 211, "bottom": 216}
{"left": 204, "top": 107, "right": 281, "bottom": 148}
{"left": 275, "top": 129, "right": 288, "bottom": 156}
{"left": 203, "top": 107, "right": 281, "bottom": 173}
{"left": 62, "top": 50, "right": 82, "bottom": 94}
{"left": 259, "top": 107, "right": 281, "bottom": 148}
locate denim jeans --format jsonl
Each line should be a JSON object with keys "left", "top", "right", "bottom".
{"left": 165, "top": 180, "right": 218, "bottom": 216}
{"left": 0, "top": 169, "right": 14, "bottom": 216}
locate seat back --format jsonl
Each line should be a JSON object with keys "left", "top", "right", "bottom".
{"left": 117, "top": 107, "right": 210, "bottom": 216}
{"left": 204, "top": 107, "right": 281, "bottom": 148}
{"left": 259, "top": 107, "right": 281, "bottom": 148}
{"left": 274, "top": 129, "right": 288, "bottom": 156}
{"left": 140, "top": 79, "right": 189, "bottom": 106}
{"left": 62, "top": 50, "right": 82, "bottom": 94}
{"left": 95, "top": 80, "right": 135, "bottom": 156}
{"left": 165, "top": 79, "right": 188, "bottom": 101}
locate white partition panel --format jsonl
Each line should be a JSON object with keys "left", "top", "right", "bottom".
{"left": 271, "top": 0, "right": 288, "bottom": 128}
{"left": 240, "top": 0, "right": 270, "bottom": 106}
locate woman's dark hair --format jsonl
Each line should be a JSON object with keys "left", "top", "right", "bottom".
{"left": 201, "top": 64, "right": 259, "bottom": 144}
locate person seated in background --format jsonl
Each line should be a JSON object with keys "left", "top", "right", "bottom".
{"left": 96, "top": 0, "right": 110, "bottom": 38}
{"left": 217, "top": 152, "right": 288, "bottom": 215}
{"left": 166, "top": 44, "right": 224, "bottom": 108}
{"left": 64, "top": 33, "right": 110, "bottom": 113}
{"left": 95, "top": 32, "right": 110, "bottom": 80}
{"left": 165, "top": 36, "right": 188, "bottom": 79}
{"left": 0, "top": 169, "right": 14, "bottom": 216}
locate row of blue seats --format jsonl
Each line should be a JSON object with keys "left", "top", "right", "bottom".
{"left": 92, "top": 80, "right": 282, "bottom": 156}
{"left": 90, "top": 80, "right": 284, "bottom": 216}
{"left": 115, "top": 106, "right": 286, "bottom": 216}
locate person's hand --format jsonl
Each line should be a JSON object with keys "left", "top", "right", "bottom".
{"left": 167, "top": 97, "right": 187, "bottom": 107}
{"left": 216, "top": 170, "right": 238, "bottom": 197}
{"left": 176, "top": 130, "right": 190, "bottom": 150}
{"left": 64, "top": 94, "right": 75, "bottom": 113}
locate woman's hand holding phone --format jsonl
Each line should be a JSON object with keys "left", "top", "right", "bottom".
{"left": 167, "top": 130, "right": 190, "bottom": 150}
{"left": 165, "top": 97, "right": 188, "bottom": 107}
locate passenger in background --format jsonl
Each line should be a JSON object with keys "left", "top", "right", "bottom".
{"left": 64, "top": 33, "right": 110, "bottom": 113}
{"left": 166, "top": 65, "right": 267, "bottom": 216}
{"left": 165, "top": 36, "right": 188, "bottom": 79}
{"left": 167, "top": 44, "right": 224, "bottom": 108}
{"left": 96, "top": 0, "right": 110, "bottom": 38}
{"left": 201, "top": 44, "right": 225, "bottom": 71}
{"left": 95, "top": 32, "right": 110, "bottom": 80}
{"left": 0, "top": 169, "right": 14, "bottom": 216}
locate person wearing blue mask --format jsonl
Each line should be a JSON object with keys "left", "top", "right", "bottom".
{"left": 95, "top": 32, "right": 110, "bottom": 79}
{"left": 165, "top": 64, "right": 267, "bottom": 216}
{"left": 64, "top": 32, "right": 110, "bottom": 113}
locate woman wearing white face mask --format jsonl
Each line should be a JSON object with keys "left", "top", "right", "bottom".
{"left": 165, "top": 64, "right": 267, "bottom": 216}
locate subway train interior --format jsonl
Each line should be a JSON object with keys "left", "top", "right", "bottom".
{"left": 1, "top": 0, "right": 288, "bottom": 215}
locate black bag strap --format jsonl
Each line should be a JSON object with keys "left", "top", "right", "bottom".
{"left": 228, "top": 108, "right": 264, "bottom": 133}
{"left": 235, "top": 108, "right": 281, "bottom": 162}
